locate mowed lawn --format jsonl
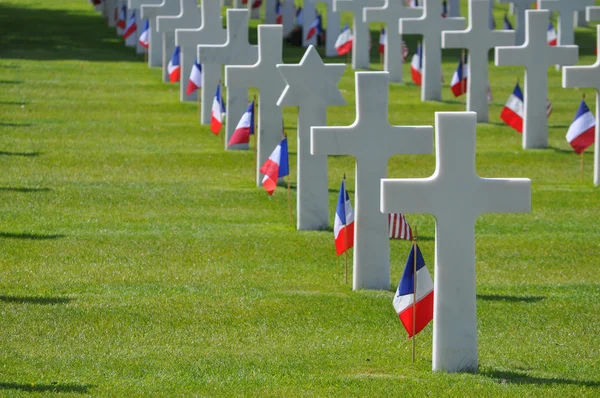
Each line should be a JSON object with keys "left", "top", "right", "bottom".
{"left": 0, "top": 0, "right": 599, "bottom": 396}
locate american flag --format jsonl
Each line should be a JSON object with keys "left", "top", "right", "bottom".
{"left": 402, "top": 41, "right": 409, "bottom": 61}
{"left": 388, "top": 213, "right": 412, "bottom": 241}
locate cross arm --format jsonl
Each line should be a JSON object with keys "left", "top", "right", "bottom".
{"left": 494, "top": 46, "right": 529, "bottom": 67}
{"left": 129, "top": 0, "right": 161, "bottom": 8}
{"left": 398, "top": 17, "right": 425, "bottom": 35}
{"left": 224, "top": 65, "right": 255, "bottom": 89}
{"left": 380, "top": 178, "right": 439, "bottom": 215}
{"left": 587, "top": 6, "right": 600, "bottom": 22}
{"left": 175, "top": 28, "right": 201, "bottom": 46}
{"left": 310, "top": 126, "right": 358, "bottom": 157}
{"left": 563, "top": 65, "right": 600, "bottom": 91}
{"left": 476, "top": 178, "right": 531, "bottom": 216}
{"left": 140, "top": 4, "right": 166, "bottom": 19}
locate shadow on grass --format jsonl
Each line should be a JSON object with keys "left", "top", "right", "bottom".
{"left": 0, "top": 151, "right": 42, "bottom": 157}
{"left": 287, "top": 182, "right": 356, "bottom": 194}
{"left": 0, "top": 187, "right": 51, "bottom": 193}
{"left": 0, "top": 79, "right": 23, "bottom": 85}
{"left": 0, "top": 122, "right": 33, "bottom": 127}
{"left": 0, "top": 382, "right": 92, "bottom": 394}
{"left": 482, "top": 370, "right": 600, "bottom": 387}
{"left": 477, "top": 294, "right": 544, "bottom": 303}
{"left": 0, "top": 101, "right": 29, "bottom": 105}
{"left": 548, "top": 146, "right": 575, "bottom": 154}
{"left": 0, "top": 232, "right": 64, "bottom": 240}
{"left": 0, "top": 295, "right": 71, "bottom": 305}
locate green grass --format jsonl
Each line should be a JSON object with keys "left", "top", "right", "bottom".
{"left": 1, "top": 0, "right": 600, "bottom": 396}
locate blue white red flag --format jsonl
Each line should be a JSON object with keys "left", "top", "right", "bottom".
{"left": 503, "top": 14, "right": 513, "bottom": 30}
{"left": 168, "top": 46, "right": 181, "bottom": 83}
{"left": 260, "top": 138, "right": 289, "bottom": 195}
{"left": 305, "top": 14, "right": 322, "bottom": 41}
{"left": 378, "top": 28, "right": 386, "bottom": 54}
{"left": 501, "top": 82, "right": 552, "bottom": 133}
{"left": 241, "top": 0, "right": 262, "bottom": 9}
{"left": 138, "top": 19, "right": 150, "bottom": 48}
{"left": 186, "top": 61, "right": 202, "bottom": 95}
{"left": 450, "top": 58, "right": 468, "bottom": 97}
{"left": 295, "top": 6, "right": 303, "bottom": 25}
{"left": 410, "top": 42, "right": 423, "bottom": 85}
{"left": 335, "top": 24, "right": 353, "bottom": 56}
{"left": 228, "top": 100, "right": 255, "bottom": 146}
{"left": 334, "top": 178, "right": 354, "bottom": 256}
{"left": 393, "top": 244, "right": 434, "bottom": 338}
{"left": 547, "top": 22, "right": 557, "bottom": 46}
{"left": 566, "top": 99, "right": 596, "bottom": 154}
{"left": 210, "top": 84, "right": 226, "bottom": 134}
{"left": 123, "top": 10, "right": 137, "bottom": 40}
{"left": 275, "top": 0, "right": 283, "bottom": 24}
{"left": 117, "top": 5, "right": 127, "bottom": 30}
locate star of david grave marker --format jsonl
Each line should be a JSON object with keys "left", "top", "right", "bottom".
{"left": 314, "top": 0, "right": 341, "bottom": 57}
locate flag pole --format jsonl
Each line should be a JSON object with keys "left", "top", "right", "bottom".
{"left": 220, "top": 81, "right": 225, "bottom": 147}
{"left": 412, "top": 225, "right": 418, "bottom": 363}
{"left": 580, "top": 93, "right": 585, "bottom": 183}
{"left": 380, "top": 25, "right": 384, "bottom": 71}
{"left": 253, "top": 95, "right": 257, "bottom": 177}
{"left": 283, "top": 127, "right": 293, "bottom": 225}
{"left": 343, "top": 172, "right": 348, "bottom": 284}
{"left": 461, "top": 50, "right": 466, "bottom": 106}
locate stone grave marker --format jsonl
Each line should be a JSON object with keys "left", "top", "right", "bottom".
{"left": 311, "top": 72, "right": 433, "bottom": 291}
{"left": 281, "top": 0, "right": 296, "bottom": 38}
{"left": 448, "top": 0, "right": 460, "bottom": 17}
{"left": 334, "top": 0, "right": 384, "bottom": 70}
{"left": 198, "top": 9, "right": 259, "bottom": 150}
{"left": 495, "top": 10, "right": 578, "bottom": 148}
{"left": 226, "top": 25, "right": 286, "bottom": 185}
{"left": 314, "top": 0, "right": 341, "bottom": 57}
{"left": 277, "top": 46, "right": 346, "bottom": 231}
{"left": 157, "top": 0, "right": 202, "bottom": 102}
{"left": 364, "top": 0, "right": 422, "bottom": 83}
{"left": 443, "top": 0, "right": 515, "bottom": 122}
{"left": 399, "top": 0, "right": 465, "bottom": 101}
{"left": 176, "top": 0, "right": 226, "bottom": 123}
{"left": 562, "top": 22, "right": 600, "bottom": 186}
{"left": 141, "top": 0, "right": 180, "bottom": 76}
{"left": 381, "top": 111, "right": 531, "bottom": 373}
{"left": 302, "top": 0, "right": 317, "bottom": 47}
{"left": 586, "top": 5, "right": 600, "bottom": 21}
{"left": 498, "top": 0, "right": 536, "bottom": 45}
{"left": 106, "top": 0, "right": 117, "bottom": 28}
{"left": 124, "top": 6, "right": 138, "bottom": 48}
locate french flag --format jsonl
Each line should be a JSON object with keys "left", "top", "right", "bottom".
{"left": 168, "top": 46, "right": 181, "bottom": 83}
{"left": 500, "top": 82, "right": 524, "bottom": 133}
{"left": 547, "top": 22, "right": 557, "bottom": 46}
{"left": 305, "top": 14, "right": 322, "bottom": 41}
{"left": 334, "top": 178, "right": 354, "bottom": 256}
{"left": 260, "top": 138, "right": 289, "bottom": 196}
{"left": 228, "top": 100, "right": 255, "bottom": 146}
{"left": 566, "top": 99, "right": 596, "bottom": 154}
{"left": 450, "top": 58, "right": 468, "bottom": 97}
{"left": 186, "top": 61, "right": 202, "bottom": 95}
{"left": 241, "top": 0, "right": 262, "bottom": 9}
{"left": 335, "top": 24, "right": 353, "bottom": 56}
{"left": 410, "top": 42, "right": 423, "bottom": 85}
{"left": 393, "top": 244, "right": 434, "bottom": 338}
{"left": 123, "top": 10, "right": 137, "bottom": 40}
{"left": 138, "top": 19, "right": 150, "bottom": 48}
{"left": 378, "top": 28, "right": 386, "bottom": 54}
{"left": 441, "top": 0, "right": 447, "bottom": 18}
{"left": 116, "top": 5, "right": 127, "bottom": 30}
{"left": 275, "top": 0, "right": 283, "bottom": 24}
{"left": 210, "top": 84, "right": 226, "bottom": 134}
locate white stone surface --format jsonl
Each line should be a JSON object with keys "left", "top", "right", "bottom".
{"left": 575, "top": 10, "right": 587, "bottom": 27}
{"left": 334, "top": 0, "right": 384, "bottom": 70}
{"left": 141, "top": 0, "right": 180, "bottom": 76}
{"left": 311, "top": 72, "right": 433, "bottom": 291}
{"left": 125, "top": 7, "right": 138, "bottom": 48}
{"left": 498, "top": 0, "right": 536, "bottom": 45}
{"left": 265, "top": 0, "right": 277, "bottom": 23}
{"left": 198, "top": 9, "right": 258, "bottom": 151}
{"left": 443, "top": 0, "right": 515, "bottom": 122}
{"left": 282, "top": 0, "right": 296, "bottom": 37}
{"left": 495, "top": 10, "right": 578, "bottom": 149}
{"left": 562, "top": 24, "right": 600, "bottom": 186}
{"left": 130, "top": 0, "right": 162, "bottom": 56}
{"left": 381, "top": 111, "right": 531, "bottom": 373}
{"left": 538, "top": 0, "right": 594, "bottom": 68}
{"left": 364, "top": 0, "right": 422, "bottom": 83}
{"left": 314, "top": 0, "right": 341, "bottom": 57}
{"left": 586, "top": 6, "right": 600, "bottom": 22}
{"left": 399, "top": 0, "right": 465, "bottom": 101}
{"left": 176, "top": 0, "right": 226, "bottom": 124}
{"left": 226, "top": 26, "right": 286, "bottom": 185}
{"left": 116, "top": 0, "right": 125, "bottom": 36}
{"left": 302, "top": 0, "right": 317, "bottom": 47}
{"left": 249, "top": 0, "right": 261, "bottom": 19}
{"left": 277, "top": 46, "right": 346, "bottom": 231}
{"left": 157, "top": 0, "right": 202, "bottom": 102}
{"left": 448, "top": 0, "right": 460, "bottom": 17}
{"left": 106, "top": 0, "right": 117, "bottom": 28}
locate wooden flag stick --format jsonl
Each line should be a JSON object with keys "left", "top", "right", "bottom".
{"left": 343, "top": 172, "right": 348, "bottom": 284}
{"left": 461, "top": 50, "right": 466, "bottom": 106}
{"left": 581, "top": 152, "right": 585, "bottom": 183}
{"left": 253, "top": 95, "right": 257, "bottom": 176}
{"left": 380, "top": 25, "right": 384, "bottom": 71}
{"left": 412, "top": 225, "right": 418, "bottom": 363}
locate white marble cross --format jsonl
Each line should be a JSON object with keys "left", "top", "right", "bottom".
{"left": 124, "top": 6, "right": 138, "bottom": 49}
{"left": 311, "top": 72, "right": 433, "bottom": 291}
{"left": 447, "top": 0, "right": 460, "bottom": 17}
{"left": 277, "top": 46, "right": 346, "bottom": 231}
{"left": 443, "top": 0, "right": 515, "bottom": 123}
{"left": 562, "top": 23, "right": 600, "bottom": 186}
{"left": 314, "top": 0, "right": 341, "bottom": 57}
{"left": 198, "top": 9, "right": 258, "bottom": 151}
{"left": 176, "top": 0, "right": 226, "bottom": 124}
{"left": 381, "top": 111, "right": 531, "bottom": 373}
{"left": 587, "top": 5, "right": 600, "bottom": 22}
{"left": 399, "top": 0, "right": 465, "bottom": 101}
{"left": 106, "top": 0, "right": 117, "bottom": 28}
{"left": 538, "top": 0, "right": 594, "bottom": 68}
{"left": 498, "top": 0, "right": 536, "bottom": 45}
{"left": 226, "top": 26, "right": 286, "bottom": 186}
{"left": 141, "top": 0, "right": 180, "bottom": 78}
{"left": 496, "top": 10, "right": 577, "bottom": 148}
{"left": 282, "top": 0, "right": 296, "bottom": 38}
{"left": 334, "top": 0, "right": 384, "bottom": 70}
{"left": 129, "top": 0, "right": 161, "bottom": 56}
{"left": 157, "top": 0, "right": 202, "bottom": 102}
{"left": 265, "top": 0, "right": 278, "bottom": 23}
{"left": 364, "top": 0, "right": 422, "bottom": 83}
